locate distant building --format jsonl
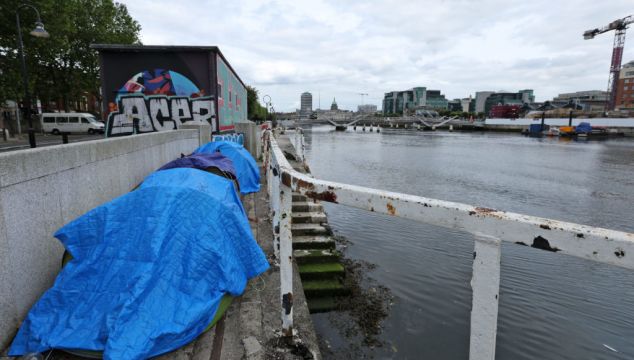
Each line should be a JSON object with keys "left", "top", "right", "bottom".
{"left": 475, "top": 91, "right": 495, "bottom": 114}
{"left": 300, "top": 92, "right": 312, "bottom": 117}
{"left": 476, "top": 90, "right": 533, "bottom": 115}
{"left": 615, "top": 60, "right": 634, "bottom": 111}
{"left": 518, "top": 89, "right": 535, "bottom": 104}
{"left": 382, "top": 87, "right": 447, "bottom": 114}
{"left": 425, "top": 90, "right": 448, "bottom": 110}
{"left": 448, "top": 98, "right": 475, "bottom": 113}
{"left": 330, "top": 98, "right": 338, "bottom": 111}
{"left": 448, "top": 99, "right": 462, "bottom": 112}
{"left": 484, "top": 90, "right": 533, "bottom": 116}
{"left": 461, "top": 97, "right": 474, "bottom": 113}
{"left": 357, "top": 104, "right": 377, "bottom": 113}
{"left": 552, "top": 90, "right": 607, "bottom": 112}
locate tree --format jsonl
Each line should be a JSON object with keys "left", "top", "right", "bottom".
{"left": 246, "top": 85, "right": 268, "bottom": 121}
{"left": 0, "top": 0, "right": 141, "bottom": 111}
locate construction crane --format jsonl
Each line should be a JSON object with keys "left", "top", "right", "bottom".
{"left": 583, "top": 15, "right": 634, "bottom": 111}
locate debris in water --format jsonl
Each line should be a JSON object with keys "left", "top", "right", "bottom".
{"left": 603, "top": 344, "right": 618, "bottom": 353}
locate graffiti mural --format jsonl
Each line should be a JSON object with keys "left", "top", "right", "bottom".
{"left": 212, "top": 133, "right": 244, "bottom": 145}
{"left": 95, "top": 46, "right": 247, "bottom": 136}
{"left": 106, "top": 69, "right": 216, "bottom": 136}
{"left": 107, "top": 95, "right": 215, "bottom": 136}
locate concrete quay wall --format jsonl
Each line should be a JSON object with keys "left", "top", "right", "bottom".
{"left": 0, "top": 128, "right": 208, "bottom": 351}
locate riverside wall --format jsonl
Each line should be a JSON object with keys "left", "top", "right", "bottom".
{"left": 0, "top": 126, "right": 210, "bottom": 351}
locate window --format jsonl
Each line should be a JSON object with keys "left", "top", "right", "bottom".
{"left": 81, "top": 118, "right": 89, "bottom": 124}
{"left": 58, "top": 117, "right": 69, "bottom": 123}
{"left": 43, "top": 117, "right": 55, "bottom": 123}
{"left": 68, "top": 117, "right": 79, "bottom": 123}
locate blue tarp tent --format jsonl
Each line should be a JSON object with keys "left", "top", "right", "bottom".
{"left": 193, "top": 141, "right": 260, "bottom": 194}
{"left": 9, "top": 168, "right": 269, "bottom": 360}
{"left": 158, "top": 153, "right": 237, "bottom": 178}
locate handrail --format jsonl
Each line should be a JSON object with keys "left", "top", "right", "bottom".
{"left": 264, "top": 130, "right": 634, "bottom": 359}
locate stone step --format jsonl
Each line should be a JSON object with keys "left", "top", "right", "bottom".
{"left": 294, "top": 249, "right": 340, "bottom": 264}
{"left": 292, "top": 193, "right": 307, "bottom": 202}
{"left": 292, "top": 202, "right": 323, "bottom": 213}
{"left": 302, "top": 279, "right": 348, "bottom": 297}
{"left": 292, "top": 211, "right": 327, "bottom": 224}
{"left": 299, "top": 262, "right": 345, "bottom": 280}
{"left": 306, "top": 296, "right": 339, "bottom": 313}
{"left": 292, "top": 235, "right": 336, "bottom": 250}
{"left": 291, "top": 223, "right": 329, "bottom": 236}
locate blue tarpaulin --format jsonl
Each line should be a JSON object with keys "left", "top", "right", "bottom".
{"left": 193, "top": 141, "right": 260, "bottom": 194}
{"left": 575, "top": 122, "right": 593, "bottom": 134}
{"left": 157, "top": 153, "right": 237, "bottom": 178}
{"left": 529, "top": 124, "right": 545, "bottom": 133}
{"left": 9, "top": 168, "right": 269, "bottom": 360}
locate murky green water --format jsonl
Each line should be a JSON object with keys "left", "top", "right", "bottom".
{"left": 304, "top": 126, "right": 634, "bottom": 359}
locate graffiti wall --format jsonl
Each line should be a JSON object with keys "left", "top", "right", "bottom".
{"left": 216, "top": 54, "right": 247, "bottom": 132}
{"left": 212, "top": 133, "right": 244, "bottom": 145}
{"left": 106, "top": 69, "right": 215, "bottom": 136}
{"left": 97, "top": 47, "right": 247, "bottom": 137}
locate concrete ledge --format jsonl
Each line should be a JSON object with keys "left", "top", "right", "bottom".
{"left": 0, "top": 130, "right": 198, "bottom": 188}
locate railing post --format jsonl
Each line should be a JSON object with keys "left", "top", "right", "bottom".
{"left": 279, "top": 182, "right": 293, "bottom": 337}
{"left": 297, "top": 129, "right": 305, "bottom": 163}
{"left": 271, "top": 159, "right": 281, "bottom": 260}
{"left": 469, "top": 234, "right": 501, "bottom": 360}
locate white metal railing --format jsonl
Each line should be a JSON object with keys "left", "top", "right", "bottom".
{"left": 263, "top": 130, "right": 634, "bottom": 359}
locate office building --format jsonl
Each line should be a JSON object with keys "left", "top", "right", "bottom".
{"left": 483, "top": 90, "right": 534, "bottom": 116}
{"left": 552, "top": 90, "right": 607, "bottom": 112}
{"left": 382, "top": 87, "right": 447, "bottom": 114}
{"left": 357, "top": 104, "right": 378, "bottom": 113}
{"left": 300, "top": 92, "right": 312, "bottom": 116}
{"left": 475, "top": 91, "right": 495, "bottom": 114}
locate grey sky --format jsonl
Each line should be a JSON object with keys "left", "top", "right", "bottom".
{"left": 120, "top": 0, "right": 633, "bottom": 112}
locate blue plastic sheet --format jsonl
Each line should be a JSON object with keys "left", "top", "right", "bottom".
{"left": 158, "top": 153, "right": 237, "bottom": 178}
{"left": 576, "top": 122, "right": 593, "bottom": 134}
{"left": 194, "top": 141, "right": 260, "bottom": 194}
{"left": 9, "top": 168, "right": 269, "bottom": 360}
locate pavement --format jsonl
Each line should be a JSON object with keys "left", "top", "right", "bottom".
{"left": 0, "top": 133, "right": 104, "bottom": 153}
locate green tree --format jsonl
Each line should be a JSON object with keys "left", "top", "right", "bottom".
{"left": 0, "top": 0, "right": 141, "bottom": 111}
{"left": 246, "top": 85, "right": 268, "bottom": 121}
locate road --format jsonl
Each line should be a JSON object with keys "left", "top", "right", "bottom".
{"left": 0, "top": 133, "right": 104, "bottom": 153}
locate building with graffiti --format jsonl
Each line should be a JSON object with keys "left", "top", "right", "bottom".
{"left": 92, "top": 45, "right": 247, "bottom": 136}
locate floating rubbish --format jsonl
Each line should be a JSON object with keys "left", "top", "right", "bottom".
{"left": 603, "top": 344, "right": 618, "bottom": 352}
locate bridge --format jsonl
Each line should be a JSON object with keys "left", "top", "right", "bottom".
{"left": 316, "top": 114, "right": 485, "bottom": 131}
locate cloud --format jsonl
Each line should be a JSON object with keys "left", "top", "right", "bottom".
{"left": 119, "top": 0, "right": 634, "bottom": 111}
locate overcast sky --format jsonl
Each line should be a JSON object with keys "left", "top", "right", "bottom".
{"left": 119, "top": 0, "right": 633, "bottom": 112}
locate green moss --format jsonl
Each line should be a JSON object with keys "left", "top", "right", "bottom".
{"left": 299, "top": 262, "right": 344, "bottom": 274}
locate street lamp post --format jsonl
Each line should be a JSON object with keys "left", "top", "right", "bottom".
{"left": 263, "top": 94, "right": 273, "bottom": 127}
{"left": 16, "top": 3, "right": 49, "bottom": 148}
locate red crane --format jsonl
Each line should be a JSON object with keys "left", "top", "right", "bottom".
{"left": 583, "top": 15, "right": 634, "bottom": 111}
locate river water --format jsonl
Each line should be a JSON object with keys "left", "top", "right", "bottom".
{"left": 303, "top": 126, "right": 634, "bottom": 360}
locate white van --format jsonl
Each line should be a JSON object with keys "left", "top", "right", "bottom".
{"left": 41, "top": 113, "right": 105, "bottom": 134}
